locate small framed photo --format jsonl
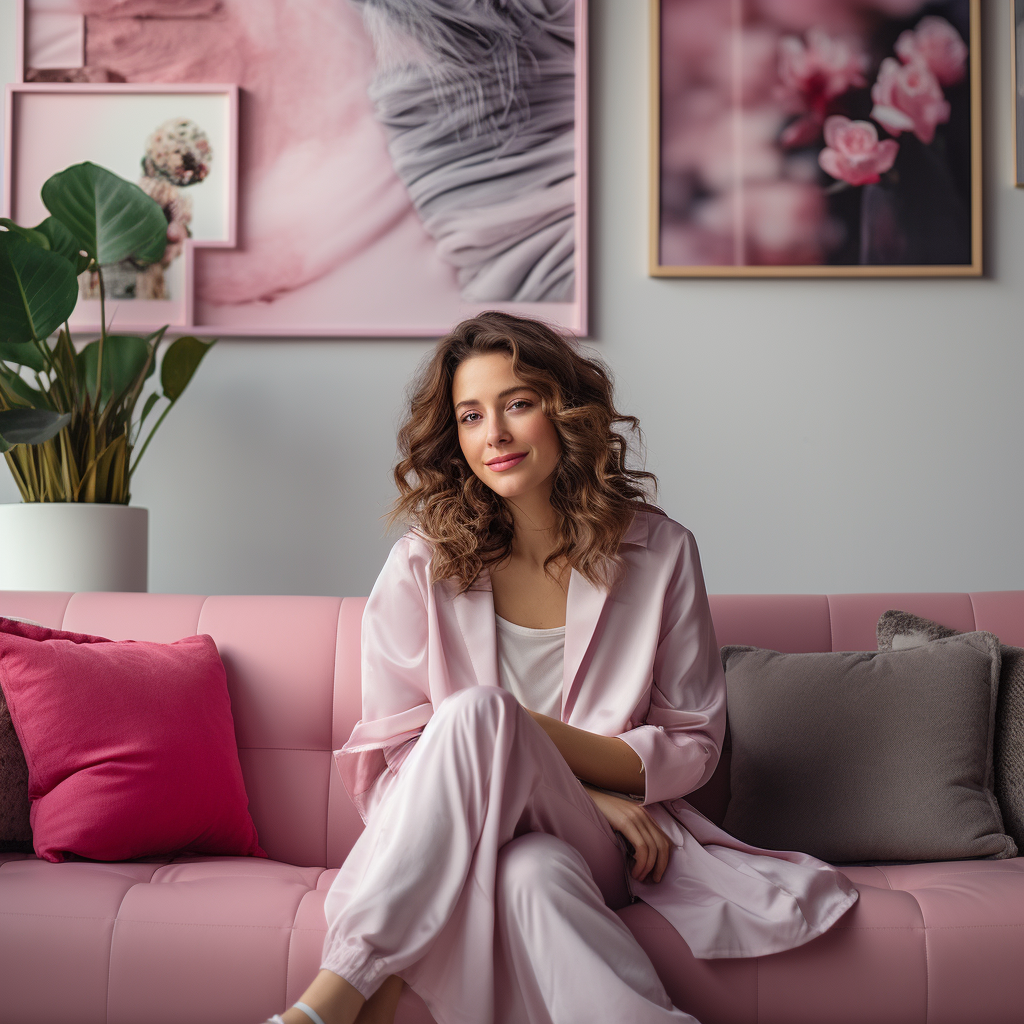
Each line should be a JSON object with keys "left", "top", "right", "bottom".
{"left": 650, "top": 0, "right": 981, "bottom": 277}
{"left": 3, "top": 82, "right": 238, "bottom": 332}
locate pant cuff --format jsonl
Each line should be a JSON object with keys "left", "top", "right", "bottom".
{"left": 320, "top": 947, "right": 388, "bottom": 1001}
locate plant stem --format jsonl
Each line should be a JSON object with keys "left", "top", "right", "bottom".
{"left": 32, "top": 335, "right": 59, "bottom": 379}
{"left": 129, "top": 399, "right": 173, "bottom": 479}
{"left": 95, "top": 262, "right": 106, "bottom": 410}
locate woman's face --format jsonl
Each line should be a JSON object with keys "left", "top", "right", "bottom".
{"left": 452, "top": 351, "right": 562, "bottom": 506}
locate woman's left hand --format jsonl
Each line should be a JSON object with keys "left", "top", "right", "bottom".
{"left": 584, "top": 786, "right": 673, "bottom": 884}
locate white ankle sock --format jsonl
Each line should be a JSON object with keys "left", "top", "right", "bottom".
{"left": 293, "top": 1003, "right": 328, "bottom": 1024}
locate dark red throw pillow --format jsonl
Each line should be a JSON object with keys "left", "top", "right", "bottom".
{"left": 0, "top": 617, "right": 265, "bottom": 863}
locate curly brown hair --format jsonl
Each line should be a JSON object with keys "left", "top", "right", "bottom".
{"left": 386, "top": 311, "right": 662, "bottom": 593}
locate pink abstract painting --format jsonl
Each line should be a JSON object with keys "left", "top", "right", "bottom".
{"left": 651, "top": 0, "right": 979, "bottom": 277}
{"left": 14, "top": 0, "right": 588, "bottom": 336}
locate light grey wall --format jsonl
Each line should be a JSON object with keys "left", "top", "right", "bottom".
{"left": 2, "top": 1, "right": 1022, "bottom": 597}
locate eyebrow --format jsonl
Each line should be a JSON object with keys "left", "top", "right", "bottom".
{"left": 454, "top": 386, "right": 535, "bottom": 411}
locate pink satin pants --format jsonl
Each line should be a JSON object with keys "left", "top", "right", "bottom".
{"left": 322, "top": 686, "right": 697, "bottom": 1024}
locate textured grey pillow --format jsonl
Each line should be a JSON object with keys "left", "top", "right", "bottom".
{"left": 720, "top": 633, "right": 1017, "bottom": 864}
{"left": 878, "top": 609, "right": 1024, "bottom": 851}
{"left": 0, "top": 690, "right": 32, "bottom": 851}
{"left": 0, "top": 616, "right": 37, "bottom": 852}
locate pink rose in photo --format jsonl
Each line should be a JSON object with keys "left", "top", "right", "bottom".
{"left": 870, "top": 56, "right": 950, "bottom": 144}
{"left": 894, "top": 16, "right": 968, "bottom": 86}
{"left": 778, "top": 28, "right": 868, "bottom": 112}
{"left": 818, "top": 115, "right": 899, "bottom": 186}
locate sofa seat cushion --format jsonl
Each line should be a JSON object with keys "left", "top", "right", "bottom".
{"left": 622, "top": 857, "right": 1024, "bottom": 1024}
{"left": 4, "top": 854, "right": 1023, "bottom": 1024}
{"left": 0, "top": 854, "right": 329, "bottom": 1024}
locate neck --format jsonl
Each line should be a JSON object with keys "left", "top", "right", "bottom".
{"left": 505, "top": 492, "right": 560, "bottom": 569}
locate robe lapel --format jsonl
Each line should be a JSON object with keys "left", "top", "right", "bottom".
{"left": 450, "top": 511, "right": 649, "bottom": 711}
{"left": 561, "top": 511, "right": 649, "bottom": 718}
{"left": 451, "top": 572, "right": 501, "bottom": 690}
{"left": 562, "top": 568, "right": 609, "bottom": 719}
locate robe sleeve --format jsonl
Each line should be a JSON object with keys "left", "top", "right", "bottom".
{"left": 335, "top": 533, "right": 434, "bottom": 820}
{"left": 616, "top": 527, "right": 727, "bottom": 806}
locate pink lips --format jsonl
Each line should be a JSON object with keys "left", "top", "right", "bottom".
{"left": 486, "top": 453, "right": 527, "bottom": 472}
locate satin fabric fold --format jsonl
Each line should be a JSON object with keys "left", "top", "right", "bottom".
{"left": 324, "top": 687, "right": 695, "bottom": 1024}
{"left": 335, "top": 510, "right": 858, "bottom": 962}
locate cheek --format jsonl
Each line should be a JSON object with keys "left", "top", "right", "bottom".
{"left": 457, "top": 428, "right": 484, "bottom": 470}
{"left": 531, "top": 418, "right": 562, "bottom": 466}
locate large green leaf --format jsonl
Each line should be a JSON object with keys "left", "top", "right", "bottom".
{"left": 0, "top": 408, "right": 69, "bottom": 454}
{"left": 0, "top": 232, "right": 78, "bottom": 343}
{"left": 161, "top": 336, "right": 215, "bottom": 402}
{"left": 41, "top": 162, "right": 167, "bottom": 267}
{"left": 0, "top": 340, "right": 48, "bottom": 373}
{"left": 35, "top": 216, "right": 91, "bottom": 273}
{"left": 78, "top": 334, "right": 155, "bottom": 408}
{"left": 0, "top": 218, "right": 50, "bottom": 249}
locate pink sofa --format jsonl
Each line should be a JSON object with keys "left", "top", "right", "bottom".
{"left": 1, "top": 588, "right": 1022, "bottom": 1024}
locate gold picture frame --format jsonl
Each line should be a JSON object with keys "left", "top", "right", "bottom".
{"left": 1014, "top": 0, "right": 1024, "bottom": 186}
{"left": 649, "top": 0, "right": 982, "bottom": 277}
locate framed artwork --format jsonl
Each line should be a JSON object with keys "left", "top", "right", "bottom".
{"left": 9, "top": 0, "right": 589, "bottom": 338}
{"left": 4, "top": 83, "right": 238, "bottom": 333}
{"left": 1015, "top": 0, "right": 1024, "bottom": 187}
{"left": 650, "top": 0, "right": 981, "bottom": 278}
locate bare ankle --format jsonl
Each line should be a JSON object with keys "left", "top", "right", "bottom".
{"left": 354, "top": 975, "right": 404, "bottom": 1024}
{"left": 285, "top": 969, "right": 367, "bottom": 1024}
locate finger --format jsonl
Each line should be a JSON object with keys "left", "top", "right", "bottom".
{"left": 633, "top": 815, "right": 670, "bottom": 883}
{"left": 621, "top": 823, "right": 649, "bottom": 880}
{"left": 627, "top": 822, "right": 656, "bottom": 881}
{"left": 639, "top": 824, "right": 663, "bottom": 882}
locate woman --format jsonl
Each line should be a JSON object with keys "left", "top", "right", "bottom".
{"left": 266, "top": 312, "right": 857, "bottom": 1024}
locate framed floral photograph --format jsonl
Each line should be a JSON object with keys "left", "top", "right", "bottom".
{"left": 650, "top": 0, "right": 981, "bottom": 277}
{"left": 3, "top": 82, "right": 238, "bottom": 333}
{"left": 12, "top": 0, "right": 589, "bottom": 337}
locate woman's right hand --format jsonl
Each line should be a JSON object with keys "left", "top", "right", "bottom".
{"left": 584, "top": 786, "right": 673, "bottom": 883}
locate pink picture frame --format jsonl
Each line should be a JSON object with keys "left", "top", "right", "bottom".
{"left": 4, "top": 81, "right": 238, "bottom": 334}
{"left": 10, "top": 0, "right": 589, "bottom": 338}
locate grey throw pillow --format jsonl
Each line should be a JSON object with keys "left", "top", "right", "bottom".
{"left": 878, "top": 609, "right": 1024, "bottom": 851}
{"left": 720, "top": 633, "right": 1017, "bottom": 864}
{"left": 0, "top": 616, "right": 38, "bottom": 852}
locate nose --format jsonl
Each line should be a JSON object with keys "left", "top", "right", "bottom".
{"left": 486, "top": 411, "right": 512, "bottom": 448}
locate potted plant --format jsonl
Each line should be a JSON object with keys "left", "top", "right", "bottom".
{"left": 0, "top": 161, "right": 214, "bottom": 592}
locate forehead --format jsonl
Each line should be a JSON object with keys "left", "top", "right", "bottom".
{"left": 451, "top": 351, "right": 523, "bottom": 400}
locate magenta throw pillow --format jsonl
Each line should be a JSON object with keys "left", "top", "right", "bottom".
{"left": 0, "top": 617, "right": 265, "bottom": 863}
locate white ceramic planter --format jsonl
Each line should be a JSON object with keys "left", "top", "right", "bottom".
{"left": 0, "top": 503, "right": 148, "bottom": 592}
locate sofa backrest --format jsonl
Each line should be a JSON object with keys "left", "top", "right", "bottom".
{"left": 1, "top": 589, "right": 1021, "bottom": 867}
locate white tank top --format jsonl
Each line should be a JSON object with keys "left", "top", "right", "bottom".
{"left": 495, "top": 614, "right": 565, "bottom": 718}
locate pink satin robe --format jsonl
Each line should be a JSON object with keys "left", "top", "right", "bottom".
{"left": 336, "top": 510, "right": 858, "bottom": 961}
